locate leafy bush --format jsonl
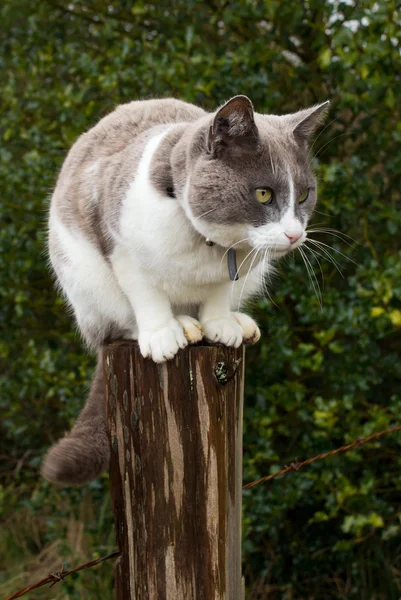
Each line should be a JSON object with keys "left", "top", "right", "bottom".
{"left": 1, "top": 1, "right": 400, "bottom": 598}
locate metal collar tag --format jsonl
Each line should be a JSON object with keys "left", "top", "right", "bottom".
{"left": 228, "top": 248, "right": 239, "bottom": 281}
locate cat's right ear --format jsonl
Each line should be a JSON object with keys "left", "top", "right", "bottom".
{"left": 207, "top": 95, "right": 258, "bottom": 157}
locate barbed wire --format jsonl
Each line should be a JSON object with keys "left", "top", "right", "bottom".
{"left": 243, "top": 423, "right": 401, "bottom": 490}
{"left": 4, "top": 551, "right": 121, "bottom": 600}
{"left": 6, "top": 425, "right": 401, "bottom": 598}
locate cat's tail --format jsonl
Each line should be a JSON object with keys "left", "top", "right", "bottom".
{"left": 41, "top": 351, "right": 110, "bottom": 486}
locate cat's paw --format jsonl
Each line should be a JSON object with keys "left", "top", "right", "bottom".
{"left": 202, "top": 316, "right": 243, "bottom": 348}
{"left": 176, "top": 315, "right": 203, "bottom": 344}
{"left": 139, "top": 319, "right": 188, "bottom": 363}
{"left": 232, "top": 312, "right": 261, "bottom": 345}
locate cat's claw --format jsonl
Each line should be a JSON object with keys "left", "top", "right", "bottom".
{"left": 202, "top": 316, "right": 243, "bottom": 348}
{"left": 139, "top": 318, "right": 188, "bottom": 363}
{"left": 176, "top": 315, "right": 203, "bottom": 343}
{"left": 202, "top": 313, "right": 260, "bottom": 347}
{"left": 232, "top": 312, "right": 261, "bottom": 345}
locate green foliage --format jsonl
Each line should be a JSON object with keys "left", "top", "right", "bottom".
{"left": 1, "top": 1, "right": 401, "bottom": 598}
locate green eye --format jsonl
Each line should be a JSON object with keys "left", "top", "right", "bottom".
{"left": 299, "top": 189, "right": 309, "bottom": 204}
{"left": 255, "top": 188, "right": 273, "bottom": 204}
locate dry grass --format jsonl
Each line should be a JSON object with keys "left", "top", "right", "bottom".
{"left": 0, "top": 493, "right": 115, "bottom": 600}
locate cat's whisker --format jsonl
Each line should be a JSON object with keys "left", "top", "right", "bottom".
{"left": 310, "top": 131, "right": 355, "bottom": 165}
{"left": 261, "top": 247, "right": 269, "bottom": 279}
{"left": 304, "top": 240, "right": 344, "bottom": 277}
{"left": 302, "top": 246, "right": 323, "bottom": 310}
{"left": 263, "top": 248, "right": 271, "bottom": 281}
{"left": 267, "top": 140, "right": 276, "bottom": 176}
{"left": 306, "top": 238, "right": 347, "bottom": 269}
{"left": 305, "top": 239, "right": 345, "bottom": 276}
{"left": 306, "top": 227, "right": 359, "bottom": 245}
{"left": 302, "top": 244, "right": 326, "bottom": 289}
{"left": 307, "top": 221, "right": 331, "bottom": 229}
{"left": 219, "top": 238, "right": 252, "bottom": 269}
{"left": 298, "top": 246, "right": 323, "bottom": 309}
{"left": 307, "top": 117, "right": 338, "bottom": 161}
{"left": 306, "top": 237, "right": 358, "bottom": 266}
{"left": 258, "top": 248, "right": 265, "bottom": 280}
{"left": 261, "top": 247, "right": 278, "bottom": 307}
{"left": 270, "top": 154, "right": 276, "bottom": 177}
{"left": 312, "top": 209, "right": 334, "bottom": 217}
{"left": 193, "top": 207, "right": 218, "bottom": 220}
{"left": 264, "top": 244, "right": 284, "bottom": 305}
{"left": 234, "top": 245, "right": 258, "bottom": 279}
{"left": 237, "top": 245, "right": 262, "bottom": 310}
{"left": 229, "top": 245, "right": 259, "bottom": 303}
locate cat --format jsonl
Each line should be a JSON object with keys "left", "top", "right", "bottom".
{"left": 42, "top": 95, "right": 329, "bottom": 485}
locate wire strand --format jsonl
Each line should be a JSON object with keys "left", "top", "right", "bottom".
{"left": 243, "top": 424, "right": 401, "bottom": 490}
{"left": 5, "top": 551, "right": 121, "bottom": 600}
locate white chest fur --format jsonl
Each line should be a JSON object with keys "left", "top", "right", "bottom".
{"left": 111, "top": 128, "right": 241, "bottom": 305}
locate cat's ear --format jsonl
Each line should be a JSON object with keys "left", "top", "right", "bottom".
{"left": 207, "top": 95, "right": 258, "bottom": 156}
{"left": 286, "top": 101, "right": 330, "bottom": 143}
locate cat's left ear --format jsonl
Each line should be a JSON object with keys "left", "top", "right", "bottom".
{"left": 286, "top": 101, "right": 330, "bottom": 143}
{"left": 207, "top": 95, "right": 258, "bottom": 156}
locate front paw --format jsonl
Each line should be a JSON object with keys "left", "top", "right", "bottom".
{"left": 202, "top": 316, "right": 243, "bottom": 348}
{"left": 138, "top": 319, "right": 188, "bottom": 363}
{"left": 232, "top": 312, "right": 261, "bottom": 345}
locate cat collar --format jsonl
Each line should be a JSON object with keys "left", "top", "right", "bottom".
{"left": 205, "top": 239, "right": 239, "bottom": 281}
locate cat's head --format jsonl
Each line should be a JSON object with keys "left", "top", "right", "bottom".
{"left": 184, "top": 95, "right": 329, "bottom": 258}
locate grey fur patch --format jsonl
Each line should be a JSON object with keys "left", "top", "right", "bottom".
{"left": 51, "top": 98, "right": 206, "bottom": 256}
{"left": 149, "top": 124, "right": 188, "bottom": 197}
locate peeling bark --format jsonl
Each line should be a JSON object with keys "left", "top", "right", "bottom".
{"left": 104, "top": 342, "right": 244, "bottom": 599}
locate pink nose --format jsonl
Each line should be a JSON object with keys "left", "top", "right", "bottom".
{"left": 285, "top": 232, "right": 302, "bottom": 244}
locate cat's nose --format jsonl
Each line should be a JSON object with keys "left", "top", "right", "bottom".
{"left": 284, "top": 231, "right": 302, "bottom": 244}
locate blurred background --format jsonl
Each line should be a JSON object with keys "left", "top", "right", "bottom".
{"left": 1, "top": 1, "right": 401, "bottom": 598}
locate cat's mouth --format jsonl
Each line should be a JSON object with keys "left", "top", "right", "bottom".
{"left": 255, "top": 241, "right": 304, "bottom": 259}
{"left": 270, "top": 248, "right": 289, "bottom": 257}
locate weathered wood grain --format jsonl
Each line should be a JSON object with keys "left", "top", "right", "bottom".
{"left": 104, "top": 341, "right": 245, "bottom": 599}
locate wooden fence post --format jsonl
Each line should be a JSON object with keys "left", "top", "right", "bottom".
{"left": 104, "top": 341, "right": 245, "bottom": 599}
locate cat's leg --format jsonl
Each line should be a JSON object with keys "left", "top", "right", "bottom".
{"left": 200, "top": 285, "right": 242, "bottom": 347}
{"left": 200, "top": 283, "right": 260, "bottom": 346}
{"left": 231, "top": 266, "right": 262, "bottom": 343}
{"left": 111, "top": 252, "right": 201, "bottom": 362}
{"left": 49, "top": 218, "right": 134, "bottom": 347}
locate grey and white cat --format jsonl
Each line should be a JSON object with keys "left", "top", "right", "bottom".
{"left": 42, "top": 95, "right": 329, "bottom": 485}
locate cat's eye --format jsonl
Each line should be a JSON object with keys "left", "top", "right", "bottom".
{"left": 255, "top": 188, "right": 273, "bottom": 205}
{"left": 299, "top": 189, "right": 309, "bottom": 204}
